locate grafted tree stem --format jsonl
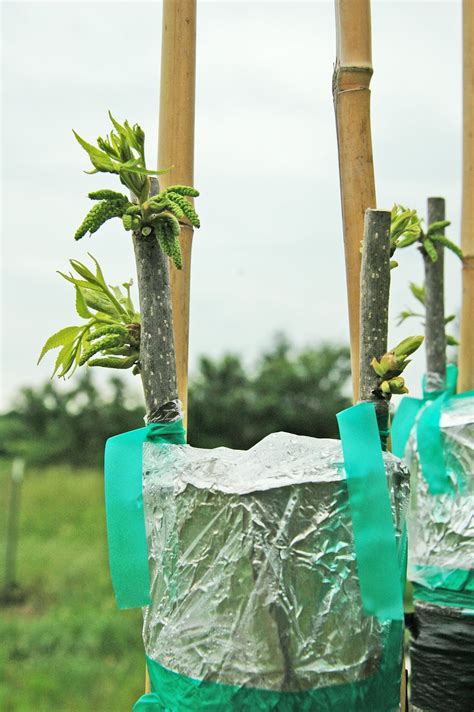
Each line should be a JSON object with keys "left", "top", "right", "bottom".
{"left": 132, "top": 177, "right": 178, "bottom": 422}
{"left": 423, "top": 197, "right": 446, "bottom": 391}
{"left": 359, "top": 208, "right": 391, "bottom": 447}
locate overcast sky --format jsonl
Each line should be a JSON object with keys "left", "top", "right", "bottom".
{"left": 1, "top": 0, "right": 464, "bottom": 410}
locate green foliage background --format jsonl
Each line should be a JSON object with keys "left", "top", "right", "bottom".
{"left": 0, "top": 464, "right": 143, "bottom": 711}
{"left": 1, "top": 339, "right": 351, "bottom": 466}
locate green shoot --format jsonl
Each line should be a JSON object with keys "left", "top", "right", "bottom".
{"left": 371, "top": 335, "right": 424, "bottom": 398}
{"left": 38, "top": 255, "right": 142, "bottom": 378}
{"left": 390, "top": 204, "right": 463, "bottom": 265}
{"left": 397, "top": 282, "right": 459, "bottom": 346}
{"left": 73, "top": 114, "right": 201, "bottom": 270}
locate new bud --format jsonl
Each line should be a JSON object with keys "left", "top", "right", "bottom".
{"left": 393, "top": 335, "right": 424, "bottom": 358}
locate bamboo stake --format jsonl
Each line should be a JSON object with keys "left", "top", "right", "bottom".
{"left": 359, "top": 209, "right": 391, "bottom": 444}
{"left": 424, "top": 198, "right": 446, "bottom": 391}
{"left": 333, "top": 0, "right": 377, "bottom": 402}
{"left": 157, "top": 0, "right": 197, "bottom": 425}
{"left": 459, "top": 0, "right": 474, "bottom": 393}
{"left": 144, "top": 0, "right": 196, "bottom": 694}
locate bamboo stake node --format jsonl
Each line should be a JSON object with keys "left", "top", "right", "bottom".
{"left": 333, "top": 0, "right": 376, "bottom": 401}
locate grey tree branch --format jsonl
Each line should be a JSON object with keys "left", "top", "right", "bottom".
{"left": 359, "top": 208, "right": 391, "bottom": 443}
{"left": 424, "top": 197, "right": 446, "bottom": 390}
{"left": 132, "top": 177, "right": 178, "bottom": 422}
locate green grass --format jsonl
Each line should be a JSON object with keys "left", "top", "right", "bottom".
{"left": 0, "top": 462, "right": 144, "bottom": 711}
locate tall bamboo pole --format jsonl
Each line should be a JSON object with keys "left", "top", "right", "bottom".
{"left": 333, "top": 0, "right": 376, "bottom": 401}
{"left": 157, "top": 0, "right": 197, "bottom": 424}
{"left": 459, "top": 0, "right": 474, "bottom": 393}
{"left": 143, "top": 0, "right": 196, "bottom": 694}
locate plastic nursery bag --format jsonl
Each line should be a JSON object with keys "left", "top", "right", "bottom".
{"left": 409, "top": 599, "right": 474, "bottom": 712}
{"left": 405, "top": 392, "right": 474, "bottom": 609}
{"left": 134, "top": 426, "right": 409, "bottom": 711}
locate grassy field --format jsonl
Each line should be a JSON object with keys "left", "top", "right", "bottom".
{"left": 0, "top": 462, "right": 144, "bottom": 711}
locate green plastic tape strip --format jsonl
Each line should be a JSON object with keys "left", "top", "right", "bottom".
{"left": 132, "top": 692, "right": 163, "bottom": 711}
{"left": 412, "top": 565, "right": 474, "bottom": 610}
{"left": 391, "top": 397, "right": 423, "bottom": 458}
{"left": 104, "top": 420, "right": 186, "bottom": 609}
{"left": 136, "top": 620, "right": 403, "bottom": 712}
{"left": 391, "top": 364, "right": 473, "bottom": 495}
{"left": 337, "top": 402, "right": 404, "bottom": 622}
{"left": 416, "top": 364, "right": 458, "bottom": 494}
{"left": 413, "top": 584, "right": 474, "bottom": 611}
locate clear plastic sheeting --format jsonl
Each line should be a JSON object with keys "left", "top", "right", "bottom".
{"left": 141, "top": 432, "right": 409, "bottom": 693}
{"left": 407, "top": 395, "right": 474, "bottom": 580}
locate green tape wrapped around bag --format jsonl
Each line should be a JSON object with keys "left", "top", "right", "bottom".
{"left": 103, "top": 404, "right": 409, "bottom": 711}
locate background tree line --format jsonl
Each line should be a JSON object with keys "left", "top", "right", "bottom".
{"left": 0, "top": 338, "right": 351, "bottom": 468}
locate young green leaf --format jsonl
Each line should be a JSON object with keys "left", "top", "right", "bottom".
{"left": 396, "top": 309, "right": 424, "bottom": 326}
{"left": 75, "top": 286, "right": 93, "bottom": 319}
{"left": 57, "top": 271, "right": 102, "bottom": 292}
{"left": 87, "top": 253, "right": 107, "bottom": 289}
{"left": 397, "top": 232, "right": 421, "bottom": 249}
{"left": 392, "top": 335, "right": 424, "bottom": 358}
{"left": 38, "top": 326, "right": 81, "bottom": 364}
{"left": 73, "top": 130, "right": 118, "bottom": 174}
{"left": 53, "top": 341, "right": 77, "bottom": 378}
{"left": 70, "top": 259, "right": 103, "bottom": 287}
{"left": 410, "top": 282, "right": 426, "bottom": 305}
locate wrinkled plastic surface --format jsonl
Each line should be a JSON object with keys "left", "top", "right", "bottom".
{"left": 410, "top": 600, "right": 474, "bottom": 712}
{"left": 407, "top": 395, "right": 474, "bottom": 586}
{"left": 141, "top": 432, "right": 408, "bottom": 695}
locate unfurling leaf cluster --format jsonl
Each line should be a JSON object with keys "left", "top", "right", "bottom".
{"left": 397, "top": 282, "right": 459, "bottom": 346}
{"left": 73, "top": 114, "right": 200, "bottom": 270}
{"left": 371, "top": 335, "right": 424, "bottom": 398}
{"left": 38, "top": 255, "right": 141, "bottom": 378}
{"left": 390, "top": 204, "right": 463, "bottom": 265}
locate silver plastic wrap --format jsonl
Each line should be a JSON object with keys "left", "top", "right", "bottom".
{"left": 140, "top": 431, "right": 409, "bottom": 693}
{"left": 407, "top": 395, "right": 474, "bottom": 583}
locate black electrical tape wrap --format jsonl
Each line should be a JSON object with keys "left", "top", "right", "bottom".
{"left": 410, "top": 600, "right": 474, "bottom": 711}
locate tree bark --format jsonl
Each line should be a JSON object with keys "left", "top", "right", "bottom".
{"left": 423, "top": 197, "right": 446, "bottom": 391}
{"left": 132, "top": 178, "right": 178, "bottom": 422}
{"left": 333, "top": 0, "right": 376, "bottom": 402}
{"left": 359, "top": 208, "right": 391, "bottom": 446}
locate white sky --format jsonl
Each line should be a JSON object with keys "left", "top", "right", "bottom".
{"left": 0, "top": 0, "right": 464, "bottom": 410}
